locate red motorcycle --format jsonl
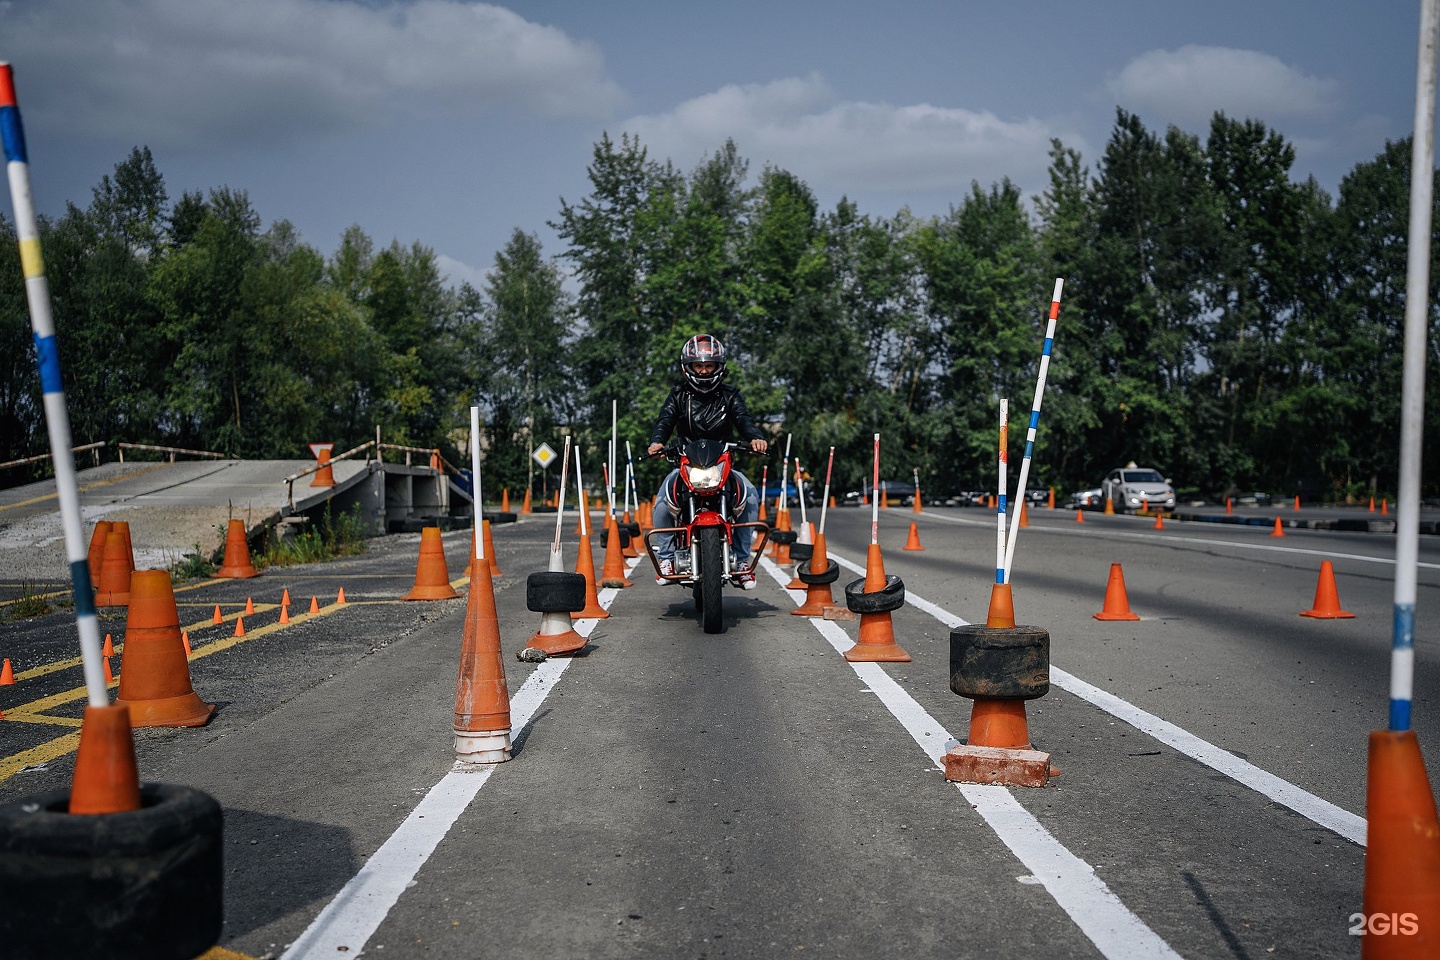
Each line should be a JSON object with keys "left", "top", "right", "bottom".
{"left": 644, "top": 439, "right": 768, "bottom": 634}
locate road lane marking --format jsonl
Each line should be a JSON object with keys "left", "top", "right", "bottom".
{"left": 916, "top": 509, "right": 1438, "bottom": 570}
{"left": 281, "top": 558, "right": 639, "bottom": 960}
{"left": 761, "top": 557, "right": 1183, "bottom": 960}
{"left": 822, "top": 549, "right": 1368, "bottom": 847}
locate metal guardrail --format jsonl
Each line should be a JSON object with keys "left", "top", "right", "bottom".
{"left": 117, "top": 442, "right": 228, "bottom": 462}
{"left": 0, "top": 441, "right": 106, "bottom": 471}
{"left": 281, "top": 441, "right": 463, "bottom": 509}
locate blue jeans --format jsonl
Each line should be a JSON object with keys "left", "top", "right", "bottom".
{"left": 652, "top": 468, "right": 759, "bottom": 566}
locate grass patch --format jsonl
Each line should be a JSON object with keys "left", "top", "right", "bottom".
{"left": 171, "top": 545, "right": 218, "bottom": 582}
{"left": 7, "top": 582, "right": 52, "bottom": 619}
{"left": 261, "top": 504, "right": 368, "bottom": 568}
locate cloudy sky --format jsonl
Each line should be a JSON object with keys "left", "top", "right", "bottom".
{"left": 0, "top": 0, "right": 1425, "bottom": 290}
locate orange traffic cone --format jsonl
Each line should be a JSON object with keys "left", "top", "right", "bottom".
{"left": 774, "top": 509, "right": 793, "bottom": 565}
{"left": 311, "top": 447, "right": 336, "bottom": 487}
{"left": 0, "top": 658, "right": 13, "bottom": 685}
{"left": 94, "top": 530, "right": 133, "bottom": 607}
{"left": 309, "top": 596, "right": 320, "bottom": 614}
{"left": 621, "top": 512, "right": 639, "bottom": 559}
{"left": 572, "top": 527, "right": 610, "bottom": 620}
{"left": 337, "top": 587, "right": 347, "bottom": 604}
{"left": 86, "top": 519, "right": 114, "bottom": 583}
{"left": 1294, "top": 495, "right": 1301, "bottom": 510}
{"left": 482, "top": 519, "right": 502, "bottom": 578}
{"left": 234, "top": 616, "right": 245, "bottom": 637}
{"left": 758, "top": 494, "right": 769, "bottom": 523}
{"left": 500, "top": 488, "right": 509, "bottom": 512}
{"left": 1369, "top": 496, "right": 1376, "bottom": 513}
{"left": 1152, "top": 512, "right": 1165, "bottom": 530}
{"left": 115, "top": 570, "right": 215, "bottom": 727}
{"left": 281, "top": 588, "right": 291, "bottom": 607}
{"left": 453, "top": 555, "right": 511, "bottom": 764}
{"left": 279, "top": 605, "right": 290, "bottom": 625}
{"left": 244, "top": 596, "right": 255, "bottom": 615}
{"left": 1362, "top": 730, "right": 1440, "bottom": 956}
{"left": 786, "top": 522, "right": 815, "bottom": 590}
{"left": 216, "top": 519, "right": 259, "bottom": 578}
{"left": 525, "top": 549, "right": 587, "bottom": 656}
{"left": 1103, "top": 496, "right": 1115, "bottom": 515}
{"left": 986, "top": 582, "right": 1015, "bottom": 629}
{"left": 1270, "top": 517, "right": 1286, "bottom": 538}
{"left": 902, "top": 523, "right": 924, "bottom": 551}
{"left": 791, "top": 532, "right": 835, "bottom": 617}
{"left": 599, "top": 514, "right": 633, "bottom": 588}
{"left": 1094, "top": 563, "right": 1140, "bottom": 621}
{"left": 1047, "top": 487, "right": 1055, "bottom": 509}
{"left": 211, "top": 605, "right": 222, "bottom": 625}
{"left": 114, "top": 520, "right": 135, "bottom": 574}
{"left": 67, "top": 702, "right": 142, "bottom": 815}
{"left": 181, "top": 631, "right": 191, "bottom": 655}
{"left": 521, "top": 488, "right": 533, "bottom": 515}
{"left": 881, "top": 488, "right": 890, "bottom": 509}
{"left": 1299, "top": 561, "right": 1355, "bottom": 619}
{"left": 1383, "top": 498, "right": 1390, "bottom": 516}
{"left": 913, "top": 486, "right": 923, "bottom": 514}
{"left": 1075, "top": 509, "right": 1086, "bottom": 524}
{"left": 102, "top": 634, "right": 114, "bottom": 657}
{"left": 843, "top": 543, "right": 911, "bottom": 662}
{"left": 1019, "top": 502, "right": 1030, "bottom": 527}
{"left": 1226, "top": 497, "right": 1233, "bottom": 515}
{"left": 103, "top": 656, "right": 114, "bottom": 684}
{"left": 404, "top": 527, "right": 459, "bottom": 600}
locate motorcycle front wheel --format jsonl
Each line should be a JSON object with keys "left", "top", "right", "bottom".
{"left": 698, "top": 525, "right": 725, "bottom": 634}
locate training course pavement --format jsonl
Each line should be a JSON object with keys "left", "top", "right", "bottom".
{"left": 1, "top": 504, "right": 1437, "bottom": 959}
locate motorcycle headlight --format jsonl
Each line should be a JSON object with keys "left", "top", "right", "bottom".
{"left": 687, "top": 464, "right": 724, "bottom": 491}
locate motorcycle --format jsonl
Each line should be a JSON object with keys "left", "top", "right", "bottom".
{"left": 644, "top": 439, "right": 769, "bottom": 634}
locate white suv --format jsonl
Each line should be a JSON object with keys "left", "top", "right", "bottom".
{"left": 1101, "top": 465, "right": 1176, "bottom": 512}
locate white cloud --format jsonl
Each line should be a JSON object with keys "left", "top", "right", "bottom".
{"left": 435, "top": 252, "right": 489, "bottom": 291}
{"left": 620, "top": 74, "right": 1068, "bottom": 195}
{"left": 1, "top": 0, "right": 624, "bottom": 148}
{"left": 1106, "top": 45, "right": 1340, "bottom": 129}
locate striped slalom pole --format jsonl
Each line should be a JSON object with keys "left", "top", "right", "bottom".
{"left": 759, "top": 463, "right": 768, "bottom": 514}
{"left": 794, "top": 457, "right": 808, "bottom": 529}
{"left": 551, "top": 436, "right": 572, "bottom": 554}
{"left": 996, "top": 399, "right": 1009, "bottom": 586}
{"left": 819, "top": 447, "right": 835, "bottom": 535}
{"left": 471, "top": 407, "right": 485, "bottom": 563}
{"left": 870, "top": 433, "right": 880, "bottom": 544}
{"left": 1003, "top": 278, "right": 1065, "bottom": 583}
{"left": 779, "top": 433, "right": 793, "bottom": 515}
{"left": 2, "top": 63, "right": 108, "bottom": 708}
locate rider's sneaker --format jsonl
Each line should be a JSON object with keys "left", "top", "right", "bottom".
{"left": 735, "top": 571, "right": 757, "bottom": 591}
{"left": 656, "top": 558, "right": 675, "bottom": 584}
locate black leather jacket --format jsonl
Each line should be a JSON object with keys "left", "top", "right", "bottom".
{"left": 649, "top": 383, "right": 764, "bottom": 448}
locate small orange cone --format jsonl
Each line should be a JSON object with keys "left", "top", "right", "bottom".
{"left": 774, "top": 509, "right": 793, "bottom": 565}
{"left": 525, "top": 549, "right": 587, "bottom": 656}
{"left": 216, "top": 518, "right": 260, "bottom": 579}
{"left": 482, "top": 519, "right": 502, "bottom": 578}
{"left": 572, "top": 528, "right": 610, "bottom": 620}
{"left": 281, "top": 588, "right": 291, "bottom": 607}
{"left": 881, "top": 488, "right": 890, "bottom": 509}
{"left": 521, "top": 488, "right": 533, "bottom": 514}
{"left": 404, "top": 527, "right": 459, "bottom": 600}
{"left": 599, "top": 514, "right": 633, "bottom": 588}
{"left": 115, "top": 569, "right": 215, "bottom": 727}
{"left": 1047, "top": 487, "right": 1055, "bottom": 509}
{"left": 1152, "top": 512, "right": 1165, "bottom": 530}
{"left": 1019, "top": 502, "right": 1030, "bottom": 527}
{"left": 1103, "top": 496, "right": 1115, "bottom": 515}
{"left": 1369, "top": 496, "right": 1376, "bottom": 513}
{"left": 902, "top": 523, "right": 924, "bottom": 551}
{"left": 501, "top": 488, "right": 510, "bottom": 512}
{"left": 829, "top": 495, "right": 837, "bottom": 509}
{"left": 1383, "top": 498, "right": 1390, "bottom": 516}
{"left": 1094, "top": 563, "right": 1140, "bottom": 621}
{"left": 309, "top": 595, "right": 320, "bottom": 614}
{"left": 102, "top": 634, "right": 114, "bottom": 657}
{"left": 912, "top": 486, "right": 923, "bottom": 514}
{"left": 94, "top": 531, "right": 132, "bottom": 607}
{"left": 843, "top": 543, "right": 911, "bottom": 662}
{"left": 453, "top": 555, "right": 512, "bottom": 763}
{"left": 103, "top": 656, "right": 114, "bottom": 683}
{"left": 67, "top": 702, "right": 142, "bottom": 815}
{"left": 1226, "top": 497, "right": 1233, "bottom": 515}
{"left": 279, "top": 605, "right": 290, "bottom": 625}
{"left": 86, "top": 519, "right": 114, "bottom": 583}
{"left": 0, "top": 658, "right": 14, "bottom": 685}
{"left": 310, "top": 447, "right": 336, "bottom": 487}
{"left": 1361, "top": 730, "right": 1440, "bottom": 956}
{"left": 234, "top": 616, "right": 245, "bottom": 637}
{"left": 1299, "top": 561, "right": 1355, "bottom": 619}
{"left": 181, "top": 631, "right": 191, "bottom": 655}
{"left": 212, "top": 605, "right": 223, "bottom": 625}
{"left": 337, "top": 587, "right": 347, "bottom": 604}
{"left": 1075, "top": 509, "right": 1085, "bottom": 524}
{"left": 1270, "top": 517, "right": 1286, "bottom": 538}
{"left": 1294, "top": 495, "right": 1301, "bottom": 510}
{"left": 792, "top": 532, "right": 835, "bottom": 617}
{"left": 244, "top": 596, "right": 255, "bottom": 615}
{"left": 758, "top": 495, "right": 768, "bottom": 523}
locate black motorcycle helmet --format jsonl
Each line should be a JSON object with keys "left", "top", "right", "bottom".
{"left": 679, "top": 334, "right": 728, "bottom": 393}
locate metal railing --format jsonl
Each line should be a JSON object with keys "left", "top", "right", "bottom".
{"left": 117, "top": 442, "right": 229, "bottom": 462}
{"left": 0, "top": 441, "right": 106, "bottom": 471}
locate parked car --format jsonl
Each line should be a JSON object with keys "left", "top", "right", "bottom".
{"left": 1100, "top": 465, "right": 1177, "bottom": 512}
{"left": 1066, "top": 487, "right": 1104, "bottom": 509}
{"left": 843, "top": 480, "right": 919, "bottom": 505}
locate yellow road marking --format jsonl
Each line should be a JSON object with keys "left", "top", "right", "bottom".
{"left": 2, "top": 712, "right": 82, "bottom": 727}
{"left": 0, "top": 732, "right": 82, "bottom": 782}
{"left": 0, "top": 462, "right": 171, "bottom": 512}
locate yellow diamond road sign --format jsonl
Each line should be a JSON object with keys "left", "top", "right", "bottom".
{"left": 533, "top": 443, "right": 558, "bottom": 468}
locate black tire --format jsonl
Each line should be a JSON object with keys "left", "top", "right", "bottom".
{"left": 526, "top": 571, "right": 587, "bottom": 612}
{"left": 698, "top": 526, "right": 725, "bottom": 634}
{"left": 482, "top": 511, "right": 518, "bottom": 524}
{"left": 797, "top": 559, "right": 841, "bottom": 585}
{"left": 844, "top": 575, "right": 906, "bottom": 613}
{"left": 770, "top": 529, "right": 797, "bottom": 545}
{"left": 949, "top": 625, "right": 1050, "bottom": 700}
{"left": 599, "top": 527, "right": 631, "bottom": 549}
{"left": 0, "top": 783, "right": 223, "bottom": 960}
{"left": 624, "top": 521, "right": 641, "bottom": 538}
{"left": 788, "top": 541, "right": 813, "bottom": 561}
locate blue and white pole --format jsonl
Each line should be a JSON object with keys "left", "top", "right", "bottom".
{"left": 1003, "top": 278, "right": 1065, "bottom": 582}
{"left": 1, "top": 63, "right": 107, "bottom": 708}
{"left": 996, "top": 399, "right": 1008, "bottom": 586}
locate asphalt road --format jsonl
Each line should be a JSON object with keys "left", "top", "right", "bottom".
{"left": 2, "top": 503, "right": 1437, "bottom": 959}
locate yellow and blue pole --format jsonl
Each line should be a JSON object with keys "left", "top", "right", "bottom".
{"left": 1, "top": 63, "right": 108, "bottom": 708}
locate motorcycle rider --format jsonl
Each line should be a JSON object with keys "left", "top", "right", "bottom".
{"left": 646, "top": 334, "right": 768, "bottom": 588}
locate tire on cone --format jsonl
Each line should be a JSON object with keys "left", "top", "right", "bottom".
{"left": 842, "top": 543, "right": 910, "bottom": 662}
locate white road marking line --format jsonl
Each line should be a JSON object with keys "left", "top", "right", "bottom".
{"left": 761, "top": 558, "right": 1183, "bottom": 960}
{"left": 283, "top": 560, "right": 637, "bottom": 960}
{"left": 916, "top": 509, "right": 1438, "bottom": 570}
{"left": 822, "top": 549, "right": 1368, "bottom": 846}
